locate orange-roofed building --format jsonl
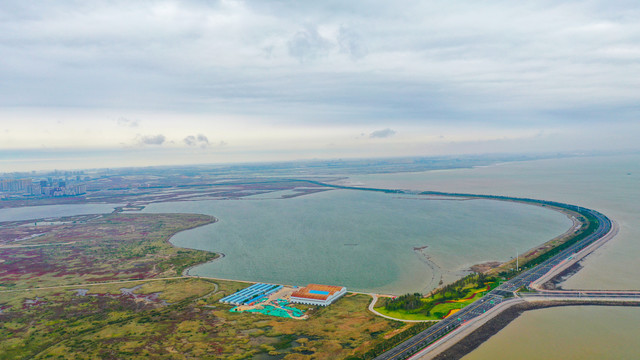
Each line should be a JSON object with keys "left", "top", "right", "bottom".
{"left": 289, "top": 284, "right": 347, "bottom": 306}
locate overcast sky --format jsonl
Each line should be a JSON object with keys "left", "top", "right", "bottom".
{"left": 1, "top": 0, "right": 639, "bottom": 170}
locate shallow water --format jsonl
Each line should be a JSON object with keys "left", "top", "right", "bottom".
{"left": 143, "top": 189, "right": 571, "bottom": 294}
{"left": 461, "top": 306, "right": 640, "bottom": 360}
{"left": 0, "top": 203, "right": 118, "bottom": 222}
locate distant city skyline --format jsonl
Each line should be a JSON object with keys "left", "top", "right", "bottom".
{"left": 1, "top": 1, "right": 639, "bottom": 171}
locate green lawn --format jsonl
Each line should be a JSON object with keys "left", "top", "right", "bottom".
{"left": 375, "top": 307, "right": 438, "bottom": 321}
{"left": 375, "top": 282, "right": 492, "bottom": 321}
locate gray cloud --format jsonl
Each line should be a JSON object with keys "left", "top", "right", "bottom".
{"left": 184, "top": 134, "right": 210, "bottom": 147}
{"left": 369, "top": 128, "right": 396, "bottom": 138}
{"left": 1, "top": 1, "right": 639, "bottom": 154}
{"left": 183, "top": 135, "right": 196, "bottom": 146}
{"left": 138, "top": 134, "right": 165, "bottom": 145}
{"left": 196, "top": 134, "right": 209, "bottom": 144}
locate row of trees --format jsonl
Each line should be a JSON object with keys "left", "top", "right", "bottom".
{"left": 430, "top": 272, "right": 490, "bottom": 300}
{"left": 383, "top": 293, "right": 423, "bottom": 311}
{"left": 500, "top": 213, "right": 598, "bottom": 276}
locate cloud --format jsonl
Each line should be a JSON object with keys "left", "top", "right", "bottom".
{"left": 184, "top": 134, "right": 210, "bottom": 147}
{"left": 338, "top": 25, "right": 368, "bottom": 59}
{"left": 117, "top": 117, "right": 139, "bottom": 127}
{"left": 1, "top": 1, "right": 640, "bottom": 156}
{"left": 137, "top": 134, "right": 165, "bottom": 145}
{"left": 369, "top": 128, "right": 396, "bottom": 138}
{"left": 3, "top": 1, "right": 639, "bottom": 127}
{"left": 196, "top": 134, "right": 209, "bottom": 144}
{"left": 183, "top": 135, "right": 196, "bottom": 146}
{"left": 288, "top": 25, "right": 332, "bottom": 62}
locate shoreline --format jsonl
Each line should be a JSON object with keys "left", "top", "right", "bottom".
{"left": 160, "top": 214, "right": 220, "bottom": 276}
{"left": 182, "top": 252, "right": 225, "bottom": 276}
{"left": 163, "top": 184, "right": 593, "bottom": 308}
{"left": 479, "top": 202, "right": 583, "bottom": 276}
{"left": 172, "top": 197, "right": 581, "bottom": 298}
{"left": 2, "top": 182, "right": 623, "bottom": 359}
{"left": 372, "top": 205, "right": 619, "bottom": 358}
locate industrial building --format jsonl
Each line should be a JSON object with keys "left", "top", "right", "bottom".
{"left": 289, "top": 284, "right": 347, "bottom": 306}
{"left": 219, "top": 283, "right": 283, "bottom": 306}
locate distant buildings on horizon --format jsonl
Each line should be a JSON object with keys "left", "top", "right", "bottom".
{"left": 0, "top": 177, "right": 87, "bottom": 200}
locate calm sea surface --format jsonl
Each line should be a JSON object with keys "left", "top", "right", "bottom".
{"left": 463, "top": 306, "right": 640, "bottom": 360}
{"left": 350, "top": 154, "right": 640, "bottom": 290}
{"left": 349, "top": 154, "right": 640, "bottom": 359}
{"left": 142, "top": 190, "right": 571, "bottom": 294}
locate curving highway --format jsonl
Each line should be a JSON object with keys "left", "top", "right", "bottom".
{"left": 373, "top": 196, "right": 624, "bottom": 360}
{"left": 300, "top": 181, "right": 636, "bottom": 360}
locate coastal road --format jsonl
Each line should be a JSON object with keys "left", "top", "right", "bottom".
{"left": 374, "top": 200, "right": 620, "bottom": 360}
{"left": 300, "top": 182, "right": 635, "bottom": 359}
{"left": 520, "top": 290, "right": 640, "bottom": 300}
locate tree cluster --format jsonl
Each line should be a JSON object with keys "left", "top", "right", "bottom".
{"left": 383, "top": 293, "right": 423, "bottom": 311}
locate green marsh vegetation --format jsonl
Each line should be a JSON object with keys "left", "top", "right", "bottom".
{"left": 376, "top": 273, "right": 497, "bottom": 321}
{"left": 0, "top": 213, "right": 403, "bottom": 359}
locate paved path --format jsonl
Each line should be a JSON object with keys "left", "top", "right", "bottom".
{"left": 193, "top": 282, "right": 220, "bottom": 302}
{"left": 367, "top": 294, "right": 440, "bottom": 323}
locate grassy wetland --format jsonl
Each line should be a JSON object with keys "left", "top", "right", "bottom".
{"left": 0, "top": 212, "right": 403, "bottom": 359}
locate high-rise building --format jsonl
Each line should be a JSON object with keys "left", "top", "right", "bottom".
{"left": 0, "top": 179, "right": 32, "bottom": 193}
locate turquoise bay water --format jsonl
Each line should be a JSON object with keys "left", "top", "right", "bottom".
{"left": 143, "top": 189, "right": 571, "bottom": 294}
